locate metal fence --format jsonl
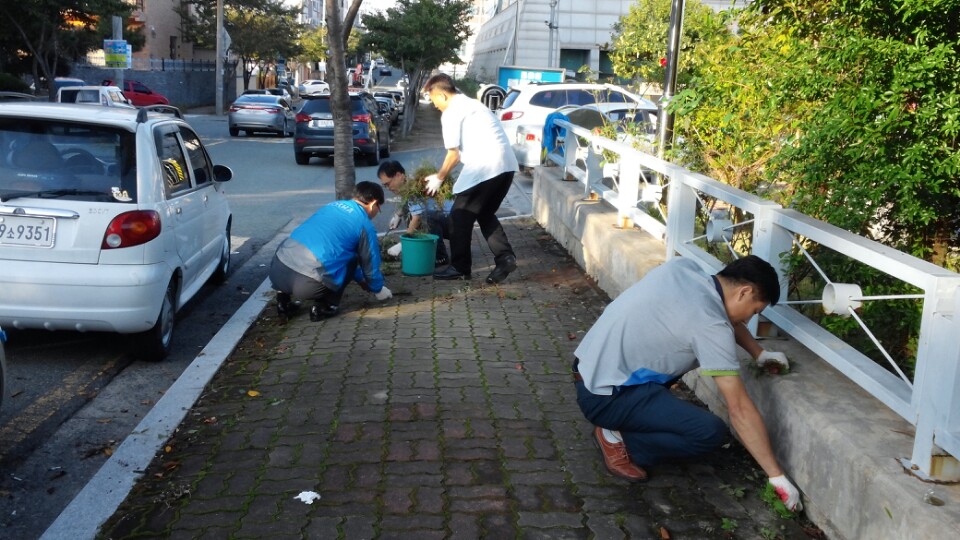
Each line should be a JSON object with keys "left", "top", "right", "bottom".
{"left": 81, "top": 52, "right": 216, "bottom": 72}
{"left": 545, "top": 119, "right": 960, "bottom": 481}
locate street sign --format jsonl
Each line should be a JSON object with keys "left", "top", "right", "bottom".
{"left": 104, "top": 39, "right": 130, "bottom": 69}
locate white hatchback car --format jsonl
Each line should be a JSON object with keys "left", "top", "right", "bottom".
{"left": 497, "top": 82, "right": 653, "bottom": 168}
{"left": 0, "top": 103, "right": 233, "bottom": 361}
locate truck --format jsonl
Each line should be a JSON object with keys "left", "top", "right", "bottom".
{"left": 56, "top": 85, "right": 134, "bottom": 108}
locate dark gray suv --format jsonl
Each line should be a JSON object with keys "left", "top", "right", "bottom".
{"left": 294, "top": 92, "right": 390, "bottom": 166}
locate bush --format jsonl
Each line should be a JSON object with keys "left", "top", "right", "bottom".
{"left": 0, "top": 73, "right": 31, "bottom": 93}
{"left": 455, "top": 77, "right": 481, "bottom": 99}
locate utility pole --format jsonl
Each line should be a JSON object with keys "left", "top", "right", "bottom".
{"left": 112, "top": 16, "right": 124, "bottom": 90}
{"left": 215, "top": 0, "right": 224, "bottom": 115}
{"left": 657, "top": 0, "right": 684, "bottom": 159}
{"left": 546, "top": 1, "right": 558, "bottom": 68}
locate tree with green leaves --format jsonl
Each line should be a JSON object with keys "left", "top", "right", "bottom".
{"left": 177, "top": 0, "right": 303, "bottom": 91}
{"left": 0, "top": 0, "right": 139, "bottom": 98}
{"left": 667, "top": 0, "right": 960, "bottom": 377}
{"left": 361, "top": 0, "right": 473, "bottom": 134}
{"left": 608, "top": 0, "right": 729, "bottom": 94}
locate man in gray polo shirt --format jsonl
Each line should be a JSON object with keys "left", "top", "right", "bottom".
{"left": 573, "top": 255, "right": 802, "bottom": 512}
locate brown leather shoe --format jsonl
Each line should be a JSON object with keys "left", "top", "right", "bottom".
{"left": 593, "top": 426, "right": 648, "bottom": 482}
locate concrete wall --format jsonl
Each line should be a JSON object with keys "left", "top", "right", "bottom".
{"left": 532, "top": 165, "right": 960, "bottom": 540}
{"left": 70, "top": 66, "right": 235, "bottom": 109}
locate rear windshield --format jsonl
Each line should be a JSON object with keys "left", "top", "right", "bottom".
{"left": 501, "top": 89, "right": 522, "bottom": 109}
{"left": 235, "top": 94, "right": 282, "bottom": 105}
{"left": 0, "top": 118, "right": 138, "bottom": 203}
{"left": 300, "top": 96, "right": 364, "bottom": 114}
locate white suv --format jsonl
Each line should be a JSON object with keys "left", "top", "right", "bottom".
{"left": 0, "top": 103, "right": 233, "bottom": 360}
{"left": 497, "top": 82, "right": 655, "bottom": 168}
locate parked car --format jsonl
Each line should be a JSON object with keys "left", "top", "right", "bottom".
{"left": 0, "top": 324, "right": 6, "bottom": 409}
{"left": 56, "top": 85, "right": 134, "bottom": 108}
{"left": 497, "top": 82, "right": 649, "bottom": 168}
{"left": 0, "top": 92, "right": 40, "bottom": 102}
{"left": 374, "top": 96, "right": 400, "bottom": 127}
{"left": 540, "top": 101, "right": 658, "bottom": 159}
{"left": 102, "top": 79, "right": 170, "bottom": 107}
{"left": 50, "top": 77, "right": 86, "bottom": 97}
{"left": 0, "top": 103, "right": 233, "bottom": 360}
{"left": 380, "top": 67, "right": 393, "bottom": 76}
{"left": 293, "top": 92, "right": 390, "bottom": 166}
{"left": 298, "top": 79, "right": 330, "bottom": 96}
{"left": 227, "top": 94, "right": 296, "bottom": 137}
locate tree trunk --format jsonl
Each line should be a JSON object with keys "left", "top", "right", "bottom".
{"left": 326, "top": 0, "right": 365, "bottom": 200}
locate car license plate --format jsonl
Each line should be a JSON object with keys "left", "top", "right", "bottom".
{"left": 311, "top": 119, "right": 334, "bottom": 128}
{"left": 0, "top": 215, "right": 56, "bottom": 248}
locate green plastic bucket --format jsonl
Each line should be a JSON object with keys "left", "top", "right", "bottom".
{"left": 400, "top": 233, "right": 439, "bottom": 276}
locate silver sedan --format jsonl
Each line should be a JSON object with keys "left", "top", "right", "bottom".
{"left": 227, "top": 94, "right": 295, "bottom": 137}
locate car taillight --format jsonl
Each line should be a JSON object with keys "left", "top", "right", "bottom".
{"left": 228, "top": 106, "right": 240, "bottom": 112}
{"left": 264, "top": 108, "right": 279, "bottom": 114}
{"left": 501, "top": 111, "right": 523, "bottom": 121}
{"left": 525, "top": 133, "right": 538, "bottom": 141}
{"left": 352, "top": 113, "right": 371, "bottom": 123}
{"left": 296, "top": 113, "right": 312, "bottom": 123}
{"left": 102, "top": 210, "right": 161, "bottom": 249}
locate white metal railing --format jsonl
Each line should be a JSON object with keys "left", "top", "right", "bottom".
{"left": 544, "top": 119, "right": 960, "bottom": 480}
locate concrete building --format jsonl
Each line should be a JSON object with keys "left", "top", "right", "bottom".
{"left": 467, "top": 0, "right": 749, "bottom": 84}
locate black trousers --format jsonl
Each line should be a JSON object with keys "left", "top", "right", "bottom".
{"left": 448, "top": 171, "right": 515, "bottom": 273}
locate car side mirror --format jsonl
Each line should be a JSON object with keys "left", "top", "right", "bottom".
{"left": 213, "top": 164, "right": 233, "bottom": 182}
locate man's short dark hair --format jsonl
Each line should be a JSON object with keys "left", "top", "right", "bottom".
{"left": 717, "top": 255, "right": 781, "bottom": 306}
{"left": 354, "top": 181, "right": 385, "bottom": 207}
{"left": 423, "top": 73, "right": 458, "bottom": 95}
{"left": 377, "top": 160, "right": 405, "bottom": 178}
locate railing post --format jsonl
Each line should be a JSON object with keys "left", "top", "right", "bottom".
{"left": 584, "top": 143, "right": 603, "bottom": 200}
{"left": 563, "top": 127, "right": 578, "bottom": 183}
{"left": 664, "top": 169, "right": 696, "bottom": 259}
{"left": 618, "top": 152, "right": 642, "bottom": 229}
{"left": 751, "top": 203, "right": 791, "bottom": 306}
{"left": 907, "top": 282, "right": 960, "bottom": 480}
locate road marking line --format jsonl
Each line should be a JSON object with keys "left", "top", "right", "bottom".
{"left": 41, "top": 278, "right": 273, "bottom": 540}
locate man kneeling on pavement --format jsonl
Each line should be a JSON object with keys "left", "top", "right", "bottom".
{"left": 269, "top": 181, "right": 392, "bottom": 321}
{"left": 573, "top": 255, "right": 803, "bottom": 512}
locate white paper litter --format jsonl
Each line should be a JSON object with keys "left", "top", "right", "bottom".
{"left": 294, "top": 491, "right": 321, "bottom": 504}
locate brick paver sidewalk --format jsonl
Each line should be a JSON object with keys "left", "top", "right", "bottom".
{"left": 98, "top": 219, "right": 817, "bottom": 539}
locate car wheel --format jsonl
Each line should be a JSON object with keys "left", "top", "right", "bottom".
{"left": 366, "top": 150, "right": 380, "bottom": 167}
{"left": 381, "top": 131, "right": 391, "bottom": 158}
{"left": 136, "top": 278, "right": 177, "bottom": 362}
{"left": 295, "top": 151, "right": 310, "bottom": 165}
{"left": 0, "top": 334, "right": 6, "bottom": 410}
{"left": 210, "top": 223, "right": 231, "bottom": 284}
{"left": 229, "top": 127, "right": 239, "bottom": 137}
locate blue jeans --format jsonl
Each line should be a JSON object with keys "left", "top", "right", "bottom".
{"left": 574, "top": 376, "right": 729, "bottom": 468}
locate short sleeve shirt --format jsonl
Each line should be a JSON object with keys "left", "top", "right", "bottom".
{"left": 441, "top": 93, "right": 519, "bottom": 193}
{"left": 574, "top": 257, "right": 740, "bottom": 395}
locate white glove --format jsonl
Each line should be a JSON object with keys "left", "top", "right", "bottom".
{"left": 374, "top": 286, "right": 392, "bottom": 301}
{"left": 387, "top": 243, "right": 402, "bottom": 257}
{"left": 424, "top": 174, "right": 443, "bottom": 196}
{"left": 769, "top": 475, "right": 803, "bottom": 512}
{"left": 757, "top": 350, "right": 790, "bottom": 370}
{"left": 388, "top": 212, "right": 402, "bottom": 230}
